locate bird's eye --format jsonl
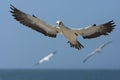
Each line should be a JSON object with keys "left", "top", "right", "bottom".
{"left": 56, "top": 21, "right": 62, "bottom": 25}
{"left": 59, "top": 21, "right": 62, "bottom": 25}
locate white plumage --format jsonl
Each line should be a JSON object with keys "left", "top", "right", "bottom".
{"left": 83, "top": 41, "right": 112, "bottom": 63}
{"left": 35, "top": 51, "right": 57, "bottom": 65}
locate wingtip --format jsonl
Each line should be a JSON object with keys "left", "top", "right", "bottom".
{"left": 106, "top": 41, "right": 112, "bottom": 45}
{"left": 83, "top": 60, "right": 86, "bottom": 63}
{"left": 9, "top": 4, "right": 16, "bottom": 13}
{"left": 53, "top": 50, "right": 57, "bottom": 54}
{"left": 10, "top": 4, "right": 18, "bottom": 11}
{"left": 34, "top": 62, "right": 40, "bottom": 66}
{"left": 83, "top": 59, "right": 87, "bottom": 63}
{"left": 108, "top": 20, "right": 114, "bottom": 23}
{"left": 10, "top": 4, "right": 13, "bottom": 7}
{"left": 110, "top": 20, "right": 113, "bottom": 22}
{"left": 109, "top": 20, "right": 115, "bottom": 25}
{"left": 10, "top": 4, "right": 15, "bottom": 9}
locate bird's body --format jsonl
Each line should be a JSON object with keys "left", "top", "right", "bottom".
{"left": 35, "top": 51, "right": 57, "bottom": 65}
{"left": 83, "top": 41, "right": 112, "bottom": 63}
{"left": 10, "top": 5, "right": 115, "bottom": 50}
{"left": 56, "top": 21, "right": 84, "bottom": 49}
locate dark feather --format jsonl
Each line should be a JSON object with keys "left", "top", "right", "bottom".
{"left": 83, "top": 20, "right": 115, "bottom": 39}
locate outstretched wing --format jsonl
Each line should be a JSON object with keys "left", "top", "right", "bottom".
{"left": 72, "top": 20, "right": 115, "bottom": 39}
{"left": 10, "top": 4, "right": 61, "bottom": 37}
{"left": 83, "top": 51, "right": 97, "bottom": 63}
{"left": 99, "top": 41, "right": 112, "bottom": 49}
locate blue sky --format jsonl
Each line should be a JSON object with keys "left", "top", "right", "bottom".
{"left": 0, "top": 0, "right": 120, "bottom": 69}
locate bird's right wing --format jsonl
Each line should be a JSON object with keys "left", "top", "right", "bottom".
{"left": 99, "top": 41, "right": 112, "bottom": 49}
{"left": 10, "top": 5, "right": 61, "bottom": 37}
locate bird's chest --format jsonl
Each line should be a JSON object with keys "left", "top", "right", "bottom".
{"left": 62, "top": 29, "right": 77, "bottom": 41}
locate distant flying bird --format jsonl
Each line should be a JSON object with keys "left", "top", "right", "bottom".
{"left": 10, "top": 5, "right": 115, "bottom": 50}
{"left": 35, "top": 51, "right": 57, "bottom": 65}
{"left": 83, "top": 41, "right": 112, "bottom": 63}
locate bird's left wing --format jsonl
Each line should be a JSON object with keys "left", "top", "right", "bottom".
{"left": 83, "top": 51, "right": 97, "bottom": 63}
{"left": 10, "top": 5, "right": 61, "bottom": 38}
{"left": 72, "top": 20, "right": 115, "bottom": 39}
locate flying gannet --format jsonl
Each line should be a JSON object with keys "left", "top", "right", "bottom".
{"left": 83, "top": 41, "right": 112, "bottom": 63}
{"left": 35, "top": 51, "right": 57, "bottom": 65}
{"left": 10, "top": 5, "right": 115, "bottom": 50}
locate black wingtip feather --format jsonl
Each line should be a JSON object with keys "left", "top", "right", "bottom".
{"left": 10, "top": 4, "right": 16, "bottom": 10}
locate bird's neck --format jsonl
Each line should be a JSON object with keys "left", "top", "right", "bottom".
{"left": 59, "top": 23, "right": 65, "bottom": 28}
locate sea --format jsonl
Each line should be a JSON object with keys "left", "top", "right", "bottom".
{"left": 0, "top": 69, "right": 120, "bottom": 80}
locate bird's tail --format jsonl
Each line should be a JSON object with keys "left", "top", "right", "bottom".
{"left": 68, "top": 41, "right": 84, "bottom": 50}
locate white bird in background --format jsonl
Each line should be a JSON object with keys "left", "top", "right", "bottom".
{"left": 83, "top": 41, "right": 112, "bottom": 63}
{"left": 35, "top": 51, "right": 57, "bottom": 65}
{"left": 10, "top": 5, "right": 115, "bottom": 50}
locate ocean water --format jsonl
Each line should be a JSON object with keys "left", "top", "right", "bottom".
{"left": 0, "top": 69, "right": 120, "bottom": 80}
